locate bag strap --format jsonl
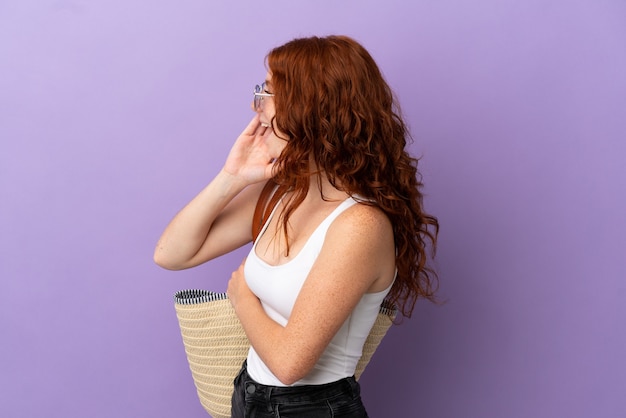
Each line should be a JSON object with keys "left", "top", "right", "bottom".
{"left": 251, "top": 180, "right": 285, "bottom": 242}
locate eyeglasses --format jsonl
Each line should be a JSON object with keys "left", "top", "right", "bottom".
{"left": 253, "top": 82, "right": 274, "bottom": 110}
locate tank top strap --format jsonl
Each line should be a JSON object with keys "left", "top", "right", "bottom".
{"left": 314, "top": 197, "right": 360, "bottom": 234}
{"left": 253, "top": 195, "right": 361, "bottom": 253}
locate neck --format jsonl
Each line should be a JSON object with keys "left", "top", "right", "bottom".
{"left": 305, "top": 171, "right": 348, "bottom": 203}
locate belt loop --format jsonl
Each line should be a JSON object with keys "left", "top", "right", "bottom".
{"left": 348, "top": 376, "right": 360, "bottom": 398}
{"left": 266, "top": 386, "right": 273, "bottom": 412}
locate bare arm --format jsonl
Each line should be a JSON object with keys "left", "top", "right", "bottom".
{"left": 227, "top": 204, "right": 397, "bottom": 384}
{"left": 154, "top": 115, "right": 284, "bottom": 270}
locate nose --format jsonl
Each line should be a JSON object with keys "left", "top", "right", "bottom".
{"left": 252, "top": 99, "right": 261, "bottom": 113}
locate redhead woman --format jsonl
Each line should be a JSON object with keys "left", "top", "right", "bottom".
{"left": 154, "top": 35, "right": 438, "bottom": 418}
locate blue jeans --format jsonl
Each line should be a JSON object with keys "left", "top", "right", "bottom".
{"left": 231, "top": 361, "right": 369, "bottom": 417}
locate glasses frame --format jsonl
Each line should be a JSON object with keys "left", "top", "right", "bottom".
{"left": 253, "top": 82, "right": 274, "bottom": 110}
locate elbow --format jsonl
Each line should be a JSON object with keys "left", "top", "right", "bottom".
{"left": 262, "top": 339, "right": 321, "bottom": 385}
{"left": 153, "top": 254, "right": 173, "bottom": 270}
{"left": 153, "top": 249, "right": 185, "bottom": 271}
{"left": 272, "top": 358, "right": 315, "bottom": 386}
{"left": 274, "top": 369, "right": 302, "bottom": 387}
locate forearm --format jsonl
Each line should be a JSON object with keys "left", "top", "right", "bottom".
{"left": 234, "top": 296, "right": 316, "bottom": 385}
{"left": 154, "top": 170, "right": 248, "bottom": 269}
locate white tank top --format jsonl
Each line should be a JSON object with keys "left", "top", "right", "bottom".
{"left": 244, "top": 196, "right": 393, "bottom": 386}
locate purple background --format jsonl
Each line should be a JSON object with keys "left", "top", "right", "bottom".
{"left": 1, "top": 1, "right": 625, "bottom": 417}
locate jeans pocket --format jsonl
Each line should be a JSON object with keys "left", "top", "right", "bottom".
{"left": 274, "top": 400, "right": 333, "bottom": 418}
{"left": 328, "top": 394, "right": 368, "bottom": 417}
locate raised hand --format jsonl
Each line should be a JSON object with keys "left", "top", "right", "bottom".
{"left": 154, "top": 115, "right": 285, "bottom": 270}
{"left": 223, "top": 114, "right": 284, "bottom": 185}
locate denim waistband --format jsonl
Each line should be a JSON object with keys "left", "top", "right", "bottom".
{"left": 239, "top": 363, "right": 360, "bottom": 404}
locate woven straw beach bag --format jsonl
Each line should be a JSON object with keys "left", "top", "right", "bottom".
{"left": 174, "top": 289, "right": 396, "bottom": 418}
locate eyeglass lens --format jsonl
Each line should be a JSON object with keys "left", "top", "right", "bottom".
{"left": 254, "top": 85, "right": 261, "bottom": 109}
{"left": 253, "top": 83, "right": 262, "bottom": 109}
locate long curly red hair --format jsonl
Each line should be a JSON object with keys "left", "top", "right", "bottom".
{"left": 252, "top": 35, "right": 438, "bottom": 318}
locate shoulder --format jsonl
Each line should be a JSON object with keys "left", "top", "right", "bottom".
{"left": 321, "top": 199, "right": 396, "bottom": 290}
{"left": 337, "top": 199, "right": 391, "bottom": 229}
{"left": 327, "top": 200, "right": 394, "bottom": 249}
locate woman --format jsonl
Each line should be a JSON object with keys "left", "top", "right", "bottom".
{"left": 154, "top": 35, "right": 438, "bottom": 417}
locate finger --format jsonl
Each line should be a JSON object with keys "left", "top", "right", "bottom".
{"left": 247, "top": 123, "right": 267, "bottom": 143}
{"left": 255, "top": 125, "right": 268, "bottom": 138}
{"left": 260, "top": 125, "right": 273, "bottom": 138}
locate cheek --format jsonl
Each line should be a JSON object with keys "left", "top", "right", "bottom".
{"left": 271, "top": 134, "right": 287, "bottom": 152}
{"left": 267, "top": 132, "right": 287, "bottom": 157}
{"left": 264, "top": 101, "right": 276, "bottom": 118}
